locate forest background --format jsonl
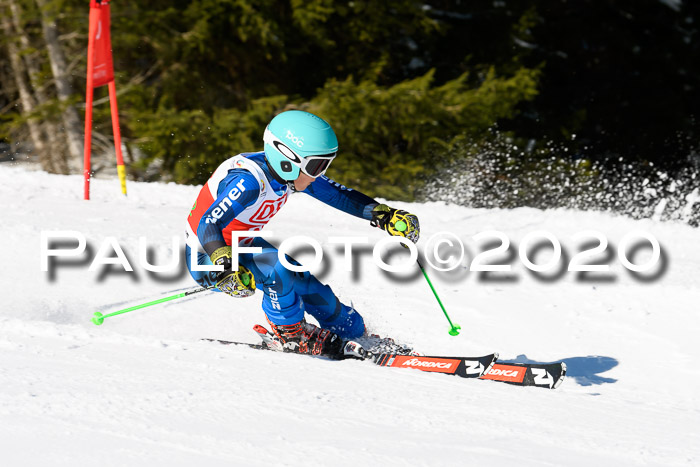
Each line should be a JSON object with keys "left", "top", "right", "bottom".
{"left": 1, "top": 0, "right": 698, "bottom": 220}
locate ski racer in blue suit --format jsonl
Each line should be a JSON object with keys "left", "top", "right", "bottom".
{"left": 185, "top": 110, "right": 419, "bottom": 358}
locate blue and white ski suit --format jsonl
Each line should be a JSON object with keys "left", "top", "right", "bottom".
{"left": 185, "top": 152, "right": 376, "bottom": 338}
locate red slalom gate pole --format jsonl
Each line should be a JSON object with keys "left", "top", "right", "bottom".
{"left": 83, "top": 0, "right": 124, "bottom": 199}
{"left": 108, "top": 80, "right": 126, "bottom": 195}
{"left": 83, "top": 82, "right": 94, "bottom": 200}
{"left": 83, "top": 1, "right": 97, "bottom": 200}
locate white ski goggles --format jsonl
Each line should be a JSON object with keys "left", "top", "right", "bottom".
{"left": 264, "top": 128, "right": 337, "bottom": 178}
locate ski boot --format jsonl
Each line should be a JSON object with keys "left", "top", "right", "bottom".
{"left": 254, "top": 320, "right": 367, "bottom": 360}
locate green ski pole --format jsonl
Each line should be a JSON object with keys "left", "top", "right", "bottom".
{"left": 416, "top": 258, "right": 461, "bottom": 336}
{"left": 92, "top": 285, "right": 215, "bottom": 325}
{"left": 393, "top": 219, "right": 461, "bottom": 336}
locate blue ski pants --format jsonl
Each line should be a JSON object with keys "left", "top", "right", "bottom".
{"left": 186, "top": 238, "right": 365, "bottom": 339}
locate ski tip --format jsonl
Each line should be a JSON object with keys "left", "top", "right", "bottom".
{"left": 552, "top": 362, "right": 567, "bottom": 389}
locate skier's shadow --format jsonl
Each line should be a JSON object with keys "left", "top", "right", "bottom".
{"left": 502, "top": 354, "right": 619, "bottom": 386}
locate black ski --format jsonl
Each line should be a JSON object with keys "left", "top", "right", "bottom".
{"left": 202, "top": 338, "right": 497, "bottom": 377}
{"left": 372, "top": 353, "right": 498, "bottom": 379}
{"left": 201, "top": 338, "right": 565, "bottom": 389}
{"left": 479, "top": 361, "right": 567, "bottom": 389}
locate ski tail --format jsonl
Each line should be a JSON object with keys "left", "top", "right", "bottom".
{"left": 201, "top": 337, "right": 267, "bottom": 350}
{"left": 373, "top": 353, "right": 498, "bottom": 379}
{"left": 480, "top": 362, "right": 567, "bottom": 389}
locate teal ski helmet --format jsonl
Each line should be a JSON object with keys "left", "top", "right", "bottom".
{"left": 263, "top": 110, "right": 338, "bottom": 181}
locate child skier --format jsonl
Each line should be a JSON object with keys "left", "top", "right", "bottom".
{"left": 185, "top": 110, "right": 419, "bottom": 358}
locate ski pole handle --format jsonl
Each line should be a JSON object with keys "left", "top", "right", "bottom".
{"left": 92, "top": 285, "right": 215, "bottom": 325}
{"left": 417, "top": 259, "right": 461, "bottom": 336}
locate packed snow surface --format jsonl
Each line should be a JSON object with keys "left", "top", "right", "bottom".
{"left": 0, "top": 165, "right": 698, "bottom": 466}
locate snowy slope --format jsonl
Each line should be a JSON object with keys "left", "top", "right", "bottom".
{"left": 0, "top": 165, "right": 698, "bottom": 466}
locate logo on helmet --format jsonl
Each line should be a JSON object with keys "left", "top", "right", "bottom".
{"left": 285, "top": 130, "right": 304, "bottom": 148}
